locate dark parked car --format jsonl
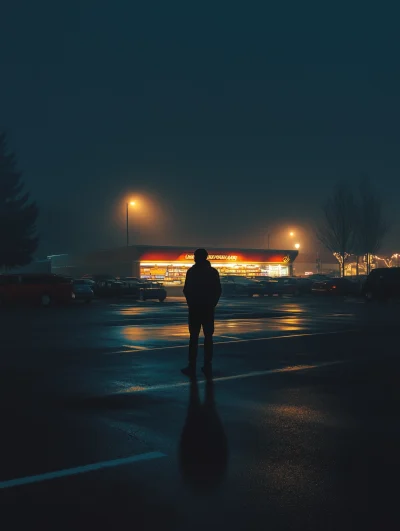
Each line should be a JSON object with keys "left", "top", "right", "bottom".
{"left": 72, "top": 279, "right": 94, "bottom": 303}
{"left": 119, "top": 277, "right": 142, "bottom": 298}
{"left": 139, "top": 281, "right": 167, "bottom": 302}
{"left": 221, "top": 275, "right": 260, "bottom": 296}
{"left": 120, "top": 277, "right": 141, "bottom": 286}
{"left": 311, "top": 278, "right": 359, "bottom": 296}
{"left": 248, "top": 277, "right": 302, "bottom": 297}
{"left": 0, "top": 274, "right": 74, "bottom": 306}
{"left": 84, "top": 275, "right": 125, "bottom": 298}
{"left": 363, "top": 268, "right": 400, "bottom": 301}
{"left": 347, "top": 275, "right": 368, "bottom": 295}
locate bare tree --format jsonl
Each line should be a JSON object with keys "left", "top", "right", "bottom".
{"left": 354, "top": 177, "right": 388, "bottom": 274}
{"left": 317, "top": 182, "right": 356, "bottom": 277}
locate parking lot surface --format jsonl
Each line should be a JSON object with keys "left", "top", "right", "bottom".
{"left": 1, "top": 295, "right": 399, "bottom": 530}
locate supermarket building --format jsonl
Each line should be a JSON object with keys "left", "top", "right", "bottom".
{"left": 70, "top": 245, "right": 299, "bottom": 284}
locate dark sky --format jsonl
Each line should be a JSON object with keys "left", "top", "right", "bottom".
{"left": 1, "top": 1, "right": 399, "bottom": 256}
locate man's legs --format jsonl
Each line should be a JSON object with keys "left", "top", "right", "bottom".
{"left": 202, "top": 307, "right": 215, "bottom": 370}
{"left": 182, "top": 306, "right": 214, "bottom": 377}
{"left": 188, "top": 307, "right": 202, "bottom": 367}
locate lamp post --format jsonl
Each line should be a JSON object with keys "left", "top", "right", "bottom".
{"left": 126, "top": 201, "right": 135, "bottom": 247}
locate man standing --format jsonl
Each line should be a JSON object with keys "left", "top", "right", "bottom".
{"left": 182, "top": 249, "right": 222, "bottom": 378}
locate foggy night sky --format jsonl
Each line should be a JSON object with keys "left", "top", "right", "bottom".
{"left": 1, "top": 1, "right": 399, "bottom": 257}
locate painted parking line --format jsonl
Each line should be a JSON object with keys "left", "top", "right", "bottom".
{"left": 117, "top": 359, "right": 353, "bottom": 394}
{"left": 109, "top": 328, "right": 359, "bottom": 355}
{"left": 0, "top": 451, "right": 166, "bottom": 491}
{"left": 121, "top": 344, "right": 150, "bottom": 351}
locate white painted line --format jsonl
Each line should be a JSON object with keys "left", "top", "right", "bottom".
{"left": 219, "top": 335, "right": 241, "bottom": 340}
{"left": 121, "top": 344, "right": 149, "bottom": 351}
{"left": 107, "top": 329, "right": 358, "bottom": 355}
{"left": 119, "top": 359, "right": 353, "bottom": 394}
{"left": 112, "top": 349, "right": 146, "bottom": 355}
{"left": 0, "top": 451, "right": 166, "bottom": 491}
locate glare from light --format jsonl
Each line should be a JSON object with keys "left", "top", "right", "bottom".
{"left": 289, "top": 231, "right": 294, "bottom": 237}
{"left": 295, "top": 243, "right": 300, "bottom": 249}
{"left": 129, "top": 201, "right": 136, "bottom": 206}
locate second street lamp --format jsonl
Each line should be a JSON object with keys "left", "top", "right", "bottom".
{"left": 126, "top": 201, "right": 136, "bottom": 247}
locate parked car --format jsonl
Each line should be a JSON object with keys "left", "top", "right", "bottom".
{"left": 85, "top": 275, "right": 125, "bottom": 297}
{"left": 0, "top": 274, "right": 74, "bottom": 306}
{"left": 119, "top": 277, "right": 142, "bottom": 298}
{"left": 221, "top": 275, "right": 260, "bottom": 296}
{"left": 294, "top": 277, "right": 315, "bottom": 293}
{"left": 72, "top": 279, "right": 94, "bottom": 303}
{"left": 347, "top": 275, "right": 368, "bottom": 295}
{"left": 305, "top": 274, "right": 332, "bottom": 282}
{"left": 248, "top": 277, "right": 302, "bottom": 297}
{"left": 139, "top": 281, "right": 167, "bottom": 302}
{"left": 363, "top": 268, "right": 400, "bottom": 301}
{"left": 78, "top": 278, "right": 96, "bottom": 288}
{"left": 120, "top": 277, "right": 141, "bottom": 284}
{"left": 311, "top": 278, "right": 360, "bottom": 296}
{"left": 248, "top": 275, "right": 273, "bottom": 282}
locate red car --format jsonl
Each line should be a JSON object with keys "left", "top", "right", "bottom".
{"left": 0, "top": 274, "right": 75, "bottom": 307}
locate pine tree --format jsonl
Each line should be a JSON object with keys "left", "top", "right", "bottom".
{"left": 0, "top": 132, "right": 38, "bottom": 270}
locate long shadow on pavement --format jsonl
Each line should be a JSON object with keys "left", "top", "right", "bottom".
{"left": 179, "top": 378, "right": 229, "bottom": 494}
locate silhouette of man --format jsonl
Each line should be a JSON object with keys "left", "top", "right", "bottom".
{"left": 181, "top": 248, "right": 222, "bottom": 378}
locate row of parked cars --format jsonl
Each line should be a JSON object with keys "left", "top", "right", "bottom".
{"left": 220, "top": 274, "right": 347, "bottom": 297}
{"left": 1, "top": 268, "right": 399, "bottom": 307}
{"left": 0, "top": 273, "right": 167, "bottom": 307}
{"left": 78, "top": 275, "right": 167, "bottom": 302}
{"left": 221, "top": 270, "right": 399, "bottom": 300}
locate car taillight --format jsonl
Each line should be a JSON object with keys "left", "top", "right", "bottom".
{"left": 331, "top": 285, "right": 336, "bottom": 289}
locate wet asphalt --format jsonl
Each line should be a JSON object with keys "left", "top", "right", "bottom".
{"left": 0, "top": 295, "right": 399, "bottom": 530}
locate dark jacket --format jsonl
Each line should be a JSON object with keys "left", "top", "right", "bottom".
{"left": 183, "top": 260, "right": 222, "bottom": 307}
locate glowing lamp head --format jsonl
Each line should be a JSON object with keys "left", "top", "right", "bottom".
{"left": 295, "top": 243, "right": 300, "bottom": 249}
{"left": 289, "top": 232, "right": 294, "bottom": 237}
{"left": 129, "top": 201, "right": 136, "bottom": 206}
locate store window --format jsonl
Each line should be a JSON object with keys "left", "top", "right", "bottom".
{"left": 140, "top": 261, "right": 289, "bottom": 283}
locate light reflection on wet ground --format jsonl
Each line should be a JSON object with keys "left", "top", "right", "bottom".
{"left": 117, "top": 313, "right": 352, "bottom": 351}
{"left": 0, "top": 296, "right": 362, "bottom": 355}
{"left": 92, "top": 297, "right": 362, "bottom": 352}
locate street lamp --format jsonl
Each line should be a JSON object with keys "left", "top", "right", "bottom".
{"left": 289, "top": 231, "right": 294, "bottom": 237}
{"left": 126, "top": 201, "right": 136, "bottom": 247}
{"left": 294, "top": 243, "right": 300, "bottom": 250}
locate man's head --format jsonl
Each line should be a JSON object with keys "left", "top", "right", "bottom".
{"left": 194, "top": 248, "right": 208, "bottom": 263}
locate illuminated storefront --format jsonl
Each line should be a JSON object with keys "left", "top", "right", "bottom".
{"left": 138, "top": 248, "right": 298, "bottom": 284}
{"left": 77, "top": 246, "right": 298, "bottom": 283}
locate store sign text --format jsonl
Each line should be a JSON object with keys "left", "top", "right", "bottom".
{"left": 184, "top": 254, "right": 238, "bottom": 261}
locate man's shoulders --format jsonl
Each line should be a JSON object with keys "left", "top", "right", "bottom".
{"left": 210, "top": 266, "right": 220, "bottom": 276}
